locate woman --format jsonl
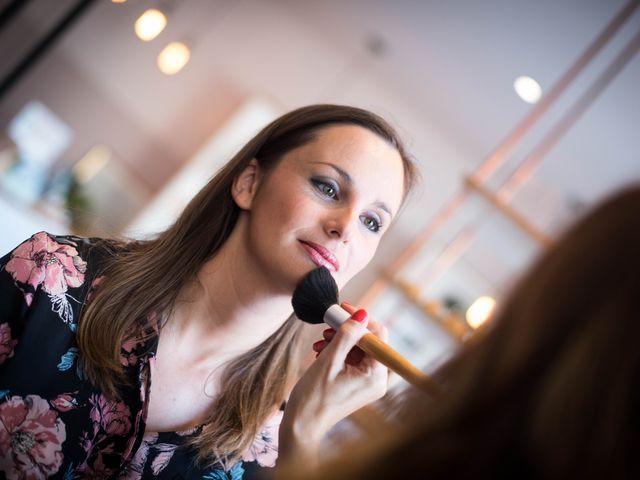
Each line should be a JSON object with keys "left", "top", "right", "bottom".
{"left": 0, "top": 105, "right": 417, "bottom": 478}
{"left": 287, "top": 185, "right": 640, "bottom": 479}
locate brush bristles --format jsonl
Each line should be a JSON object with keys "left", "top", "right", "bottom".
{"left": 291, "top": 267, "right": 339, "bottom": 324}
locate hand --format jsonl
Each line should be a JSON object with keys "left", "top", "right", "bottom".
{"left": 312, "top": 302, "right": 368, "bottom": 366}
{"left": 278, "top": 302, "right": 389, "bottom": 467}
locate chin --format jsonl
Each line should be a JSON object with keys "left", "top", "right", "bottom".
{"left": 333, "top": 277, "right": 349, "bottom": 290}
{"left": 292, "top": 265, "right": 318, "bottom": 285}
{"left": 280, "top": 265, "right": 316, "bottom": 293}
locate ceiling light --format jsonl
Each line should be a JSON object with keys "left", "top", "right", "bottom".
{"left": 157, "top": 42, "right": 190, "bottom": 75}
{"left": 134, "top": 8, "right": 167, "bottom": 42}
{"left": 111, "top": 0, "right": 128, "bottom": 4}
{"left": 514, "top": 76, "right": 542, "bottom": 104}
{"left": 465, "top": 296, "right": 496, "bottom": 329}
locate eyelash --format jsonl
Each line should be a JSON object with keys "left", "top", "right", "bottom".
{"left": 313, "top": 179, "right": 340, "bottom": 200}
{"left": 312, "top": 178, "right": 384, "bottom": 234}
{"left": 360, "top": 215, "right": 382, "bottom": 233}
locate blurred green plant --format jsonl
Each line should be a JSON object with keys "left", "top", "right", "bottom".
{"left": 64, "top": 173, "right": 92, "bottom": 233}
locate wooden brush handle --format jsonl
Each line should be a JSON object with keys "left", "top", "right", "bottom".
{"left": 358, "top": 332, "right": 438, "bottom": 394}
{"left": 324, "top": 305, "right": 438, "bottom": 395}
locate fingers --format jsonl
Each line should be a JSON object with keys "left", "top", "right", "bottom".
{"left": 345, "top": 347, "right": 365, "bottom": 366}
{"left": 311, "top": 307, "right": 388, "bottom": 368}
{"left": 287, "top": 307, "right": 388, "bottom": 447}
{"left": 322, "top": 321, "right": 385, "bottom": 343}
{"left": 315, "top": 317, "right": 387, "bottom": 351}
{"left": 314, "top": 336, "right": 365, "bottom": 367}
{"left": 318, "top": 310, "right": 369, "bottom": 372}
{"left": 312, "top": 339, "right": 327, "bottom": 354}
{"left": 366, "top": 318, "right": 389, "bottom": 343}
{"left": 323, "top": 328, "right": 335, "bottom": 341}
{"left": 340, "top": 301, "right": 357, "bottom": 315}
{"left": 311, "top": 308, "right": 365, "bottom": 357}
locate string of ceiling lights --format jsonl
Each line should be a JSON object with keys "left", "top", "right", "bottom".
{"left": 112, "top": 0, "right": 190, "bottom": 75}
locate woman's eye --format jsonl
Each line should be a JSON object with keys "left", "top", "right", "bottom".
{"left": 361, "top": 215, "right": 382, "bottom": 233}
{"left": 321, "top": 184, "right": 336, "bottom": 197}
{"left": 313, "top": 180, "right": 339, "bottom": 199}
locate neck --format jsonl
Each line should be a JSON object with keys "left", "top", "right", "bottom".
{"left": 166, "top": 221, "right": 293, "bottom": 366}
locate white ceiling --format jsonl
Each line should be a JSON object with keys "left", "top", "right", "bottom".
{"left": 3, "top": 0, "right": 640, "bottom": 302}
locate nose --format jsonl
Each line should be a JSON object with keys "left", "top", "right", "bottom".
{"left": 324, "top": 206, "right": 357, "bottom": 243}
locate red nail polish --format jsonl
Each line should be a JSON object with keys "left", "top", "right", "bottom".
{"left": 351, "top": 309, "right": 367, "bottom": 322}
{"left": 312, "top": 340, "right": 324, "bottom": 350}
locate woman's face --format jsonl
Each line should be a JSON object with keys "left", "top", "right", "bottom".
{"left": 238, "top": 124, "right": 406, "bottom": 292}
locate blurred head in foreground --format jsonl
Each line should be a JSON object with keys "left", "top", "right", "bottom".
{"left": 300, "top": 184, "right": 640, "bottom": 479}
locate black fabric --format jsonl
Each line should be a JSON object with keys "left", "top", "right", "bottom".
{"left": 0, "top": 232, "right": 275, "bottom": 479}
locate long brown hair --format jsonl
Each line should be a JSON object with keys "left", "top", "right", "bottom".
{"left": 77, "top": 104, "right": 417, "bottom": 466}
{"left": 306, "top": 185, "right": 640, "bottom": 479}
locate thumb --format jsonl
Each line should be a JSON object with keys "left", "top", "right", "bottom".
{"left": 322, "top": 309, "right": 369, "bottom": 374}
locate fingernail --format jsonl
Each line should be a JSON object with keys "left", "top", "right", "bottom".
{"left": 312, "top": 340, "right": 324, "bottom": 350}
{"left": 323, "top": 328, "right": 335, "bottom": 335}
{"left": 351, "top": 309, "right": 367, "bottom": 323}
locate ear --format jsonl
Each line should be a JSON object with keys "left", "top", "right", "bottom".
{"left": 232, "top": 159, "right": 261, "bottom": 210}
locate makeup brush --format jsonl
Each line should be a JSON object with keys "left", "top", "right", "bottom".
{"left": 292, "top": 267, "right": 438, "bottom": 394}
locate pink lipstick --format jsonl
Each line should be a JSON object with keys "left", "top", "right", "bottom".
{"left": 299, "top": 241, "right": 340, "bottom": 272}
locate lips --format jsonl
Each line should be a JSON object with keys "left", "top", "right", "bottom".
{"left": 299, "top": 240, "right": 340, "bottom": 272}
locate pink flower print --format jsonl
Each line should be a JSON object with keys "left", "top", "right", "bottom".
{"left": 120, "top": 312, "right": 160, "bottom": 367}
{"left": 116, "top": 434, "right": 178, "bottom": 479}
{"left": 117, "top": 433, "right": 157, "bottom": 480}
{"left": 51, "top": 393, "right": 79, "bottom": 413}
{"left": 91, "top": 275, "right": 105, "bottom": 288}
{"left": 0, "top": 322, "right": 17, "bottom": 366}
{"left": 150, "top": 443, "right": 178, "bottom": 475}
{"left": 146, "top": 311, "right": 161, "bottom": 335}
{"left": 139, "top": 360, "right": 150, "bottom": 404}
{"left": 88, "top": 394, "right": 132, "bottom": 437}
{"left": 85, "top": 275, "right": 105, "bottom": 304}
{"left": 120, "top": 337, "right": 143, "bottom": 367}
{"left": 5, "top": 232, "right": 86, "bottom": 326}
{"left": 0, "top": 394, "right": 66, "bottom": 479}
{"left": 6, "top": 232, "right": 86, "bottom": 298}
{"left": 77, "top": 442, "right": 116, "bottom": 479}
{"left": 243, "top": 410, "right": 283, "bottom": 467}
{"left": 121, "top": 390, "right": 147, "bottom": 463}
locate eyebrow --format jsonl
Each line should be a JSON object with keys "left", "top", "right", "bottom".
{"left": 314, "top": 161, "right": 394, "bottom": 217}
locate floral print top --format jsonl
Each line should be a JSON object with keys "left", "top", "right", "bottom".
{"left": 0, "top": 232, "right": 280, "bottom": 479}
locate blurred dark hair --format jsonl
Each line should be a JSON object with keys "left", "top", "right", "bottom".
{"left": 308, "top": 185, "right": 640, "bottom": 479}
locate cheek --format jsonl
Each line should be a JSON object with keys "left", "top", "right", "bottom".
{"left": 357, "top": 238, "right": 379, "bottom": 268}
{"left": 343, "top": 235, "right": 380, "bottom": 280}
{"left": 256, "top": 188, "right": 316, "bottom": 235}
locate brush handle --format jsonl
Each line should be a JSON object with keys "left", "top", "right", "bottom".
{"left": 324, "top": 305, "right": 438, "bottom": 394}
